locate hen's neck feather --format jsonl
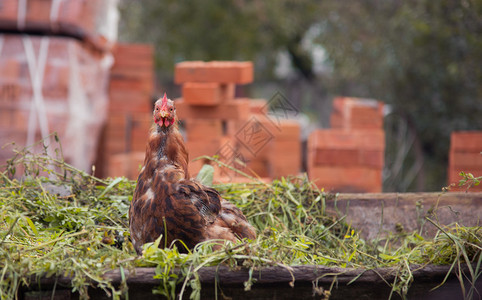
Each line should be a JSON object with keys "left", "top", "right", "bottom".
{"left": 143, "top": 124, "right": 189, "bottom": 179}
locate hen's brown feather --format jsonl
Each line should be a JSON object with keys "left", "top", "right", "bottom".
{"left": 129, "top": 97, "right": 256, "bottom": 255}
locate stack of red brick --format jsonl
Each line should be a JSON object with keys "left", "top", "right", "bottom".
{"left": 96, "top": 43, "right": 154, "bottom": 179}
{"left": 308, "top": 97, "right": 385, "bottom": 192}
{"left": 0, "top": 33, "right": 110, "bottom": 173}
{"left": 237, "top": 105, "right": 301, "bottom": 180}
{"left": 174, "top": 61, "right": 301, "bottom": 182}
{"left": 0, "top": 0, "right": 118, "bottom": 173}
{"left": 448, "top": 131, "right": 482, "bottom": 192}
{"left": 174, "top": 61, "right": 251, "bottom": 180}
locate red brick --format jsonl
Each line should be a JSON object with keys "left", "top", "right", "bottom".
{"left": 331, "top": 111, "right": 384, "bottom": 129}
{"left": 0, "top": 60, "right": 21, "bottom": 81}
{"left": 109, "top": 78, "right": 153, "bottom": 93}
{"left": 0, "top": 107, "right": 28, "bottom": 131}
{"left": 236, "top": 117, "right": 300, "bottom": 141}
{"left": 182, "top": 82, "right": 221, "bottom": 105}
{"left": 245, "top": 158, "right": 270, "bottom": 178}
{"left": 447, "top": 167, "right": 482, "bottom": 192}
{"left": 183, "top": 83, "right": 236, "bottom": 103}
{"left": 333, "top": 97, "right": 384, "bottom": 114}
{"left": 220, "top": 84, "right": 236, "bottom": 102}
{"left": 57, "top": 1, "right": 105, "bottom": 39}
{"left": 449, "top": 151, "right": 482, "bottom": 168}
{"left": 331, "top": 97, "right": 384, "bottom": 129}
{"left": 110, "top": 66, "right": 154, "bottom": 81}
{"left": 175, "top": 98, "right": 250, "bottom": 121}
{"left": 109, "top": 90, "right": 152, "bottom": 113}
{"left": 111, "top": 57, "right": 153, "bottom": 70}
{"left": 0, "top": 1, "right": 17, "bottom": 21}
{"left": 310, "top": 149, "right": 384, "bottom": 168}
{"left": 111, "top": 44, "right": 154, "bottom": 82}
{"left": 104, "top": 113, "right": 152, "bottom": 153}
{"left": 26, "top": 0, "right": 51, "bottom": 23}
{"left": 269, "top": 140, "right": 301, "bottom": 160}
{"left": 309, "top": 166, "right": 382, "bottom": 193}
{"left": 450, "top": 131, "right": 482, "bottom": 152}
{"left": 235, "top": 138, "right": 269, "bottom": 161}
{"left": 185, "top": 119, "right": 224, "bottom": 140}
{"left": 271, "top": 163, "right": 301, "bottom": 178}
{"left": 232, "top": 119, "right": 300, "bottom": 173}
{"left": 112, "top": 43, "right": 154, "bottom": 57}
{"left": 0, "top": 82, "right": 21, "bottom": 104}
{"left": 187, "top": 137, "right": 234, "bottom": 176}
{"left": 107, "top": 152, "right": 145, "bottom": 180}
{"left": 42, "top": 64, "right": 70, "bottom": 98}
{"left": 269, "top": 151, "right": 301, "bottom": 177}
{"left": 308, "top": 129, "right": 385, "bottom": 151}
{"left": 330, "top": 113, "right": 343, "bottom": 129}
{"left": 272, "top": 120, "right": 301, "bottom": 140}
{"left": 266, "top": 136, "right": 301, "bottom": 178}
{"left": 250, "top": 99, "right": 268, "bottom": 115}
{"left": 186, "top": 138, "right": 229, "bottom": 159}
{"left": 175, "top": 61, "right": 253, "bottom": 84}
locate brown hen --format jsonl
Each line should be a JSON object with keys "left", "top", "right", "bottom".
{"left": 129, "top": 94, "right": 256, "bottom": 255}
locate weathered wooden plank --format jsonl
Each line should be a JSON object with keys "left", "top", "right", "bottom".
{"left": 326, "top": 192, "right": 482, "bottom": 240}
{"left": 96, "top": 264, "right": 469, "bottom": 286}
{"left": 25, "top": 264, "right": 478, "bottom": 300}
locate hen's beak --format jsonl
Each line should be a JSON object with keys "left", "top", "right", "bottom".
{"left": 159, "top": 110, "right": 169, "bottom": 118}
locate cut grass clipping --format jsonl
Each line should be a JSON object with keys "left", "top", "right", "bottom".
{"left": 0, "top": 136, "right": 481, "bottom": 300}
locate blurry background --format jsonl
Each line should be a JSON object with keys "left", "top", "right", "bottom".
{"left": 1, "top": 0, "right": 481, "bottom": 192}
{"left": 118, "top": 0, "right": 482, "bottom": 192}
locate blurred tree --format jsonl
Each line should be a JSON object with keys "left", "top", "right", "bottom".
{"left": 118, "top": 0, "right": 482, "bottom": 191}
{"left": 118, "top": 0, "right": 321, "bottom": 80}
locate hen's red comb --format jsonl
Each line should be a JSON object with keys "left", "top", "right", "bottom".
{"left": 160, "top": 93, "right": 168, "bottom": 110}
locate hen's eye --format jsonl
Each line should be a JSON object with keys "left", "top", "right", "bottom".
{"left": 170, "top": 108, "right": 173, "bottom": 111}
{"left": 155, "top": 107, "right": 159, "bottom": 111}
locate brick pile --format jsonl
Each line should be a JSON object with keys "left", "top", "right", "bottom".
{"left": 236, "top": 111, "right": 301, "bottom": 180}
{"left": 174, "top": 61, "right": 251, "bottom": 180}
{"left": 0, "top": 0, "right": 117, "bottom": 173}
{"left": 448, "top": 131, "right": 482, "bottom": 192}
{"left": 308, "top": 97, "right": 385, "bottom": 192}
{"left": 331, "top": 97, "right": 384, "bottom": 130}
{"left": 0, "top": 35, "right": 110, "bottom": 172}
{"left": 174, "top": 61, "right": 301, "bottom": 182}
{"left": 96, "top": 43, "right": 154, "bottom": 179}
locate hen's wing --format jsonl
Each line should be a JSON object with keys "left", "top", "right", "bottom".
{"left": 178, "top": 179, "right": 222, "bottom": 224}
{"left": 172, "top": 178, "right": 257, "bottom": 246}
{"left": 129, "top": 174, "right": 210, "bottom": 255}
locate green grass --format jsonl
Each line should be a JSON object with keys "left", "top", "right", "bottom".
{"left": 0, "top": 139, "right": 480, "bottom": 300}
